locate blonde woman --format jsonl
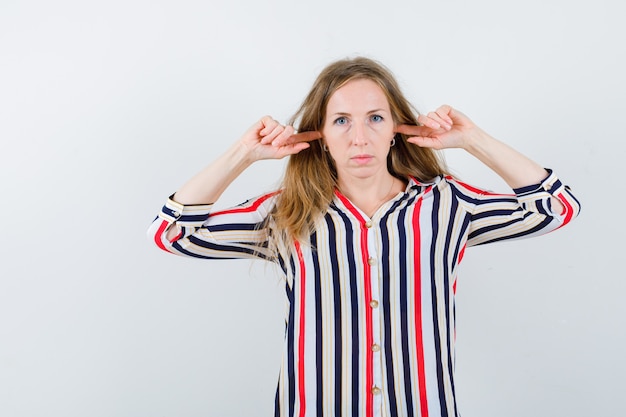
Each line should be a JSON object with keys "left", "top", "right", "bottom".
{"left": 148, "top": 57, "right": 580, "bottom": 417}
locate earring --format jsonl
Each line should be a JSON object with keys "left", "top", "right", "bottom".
{"left": 390, "top": 137, "right": 396, "bottom": 147}
{"left": 323, "top": 144, "right": 328, "bottom": 152}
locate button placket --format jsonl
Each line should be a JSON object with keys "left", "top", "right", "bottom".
{"left": 366, "top": 220, "right": 384, "bottom": 408}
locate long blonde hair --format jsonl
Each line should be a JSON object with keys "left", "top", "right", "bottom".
{"left": 272, "top": 57, "right": 447, "bottom": 244}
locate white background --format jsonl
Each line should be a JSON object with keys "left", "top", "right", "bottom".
{"left": 1, "top": 0, "right": 624, "bottom": 416}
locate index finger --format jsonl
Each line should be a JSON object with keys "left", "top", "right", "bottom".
{"left": 394, "top": 124, "right": 429, "bottom": 136}
{"left": 289, "top": 131, "right": 323, "bottom": 143}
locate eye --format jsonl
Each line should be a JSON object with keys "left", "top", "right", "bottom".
{"left": 370, "top": 114, "right": 384, "bottom": 123}
{"left": 334, "top": 116, "right": 348, "bottom": 126}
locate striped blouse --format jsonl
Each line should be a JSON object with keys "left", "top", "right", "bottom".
{"left": 148, "top": 170, "right": 580, "bottom": 417}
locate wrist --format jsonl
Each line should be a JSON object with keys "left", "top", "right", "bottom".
{"left": 461, "top": 127, "right": 491, "bottom": 153}
{"left": 229, "top": 140, "right": 256, "bottom": 170}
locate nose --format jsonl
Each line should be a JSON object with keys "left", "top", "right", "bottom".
{"left": 350, "top": 120, "right": 369, "bottom": 146}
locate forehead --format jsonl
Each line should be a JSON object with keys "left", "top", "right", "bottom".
{"left": 326, "top": 78, "right": 390, "bottom": 113}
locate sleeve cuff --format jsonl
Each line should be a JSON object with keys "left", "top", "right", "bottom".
{"left": 513, "top": 169, "right": 568, "bottom": 216}
{"left": 158, "top": 194, "right": 214, "bottom": 227}
{"left": 513, "top": 169, "right": 565, "bottom": 196}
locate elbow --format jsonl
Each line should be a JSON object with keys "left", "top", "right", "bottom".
{"left": 148, "top": 218, "right": 179, "bottom": 254}
{"left": 555, "top": 187, "right": 581, "bottom": 228}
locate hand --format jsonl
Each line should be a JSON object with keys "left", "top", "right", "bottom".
{"left": 394, "top": 105, "right": 479, "bottom": 150}
{"left": 240, "top": 116, "right": 319, "bottom": 161}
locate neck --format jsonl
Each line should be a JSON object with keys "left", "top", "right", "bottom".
{"left": 337, "top": 173, "right": 404, "bottom": 217}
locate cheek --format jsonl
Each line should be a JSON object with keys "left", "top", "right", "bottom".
{"left": 321, "top": 133, "right": 348, "bottom": 160}
{"left": 320, "top": 123, "right": 333, "bottom": 141}
{"left": 375, "top": 121, "right": 394, "bottom": 136}
{"left": 321, "top": 126, "right": 347, "bottom": 145}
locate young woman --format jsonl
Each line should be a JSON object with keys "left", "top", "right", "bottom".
{"left": 148, "top": 57, "right": 580, "bottom": 417}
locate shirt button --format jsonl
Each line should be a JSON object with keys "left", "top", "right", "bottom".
{"left": 365, "top": 221, "right": 373, "bottom": 228}
{"left": 368, "top": 257, "right": 376, "bottom": 265}
{"left": 370, "top": 300, "right": 379, "bottom": 308}
{"left": 171, "top": 211, "right": 180, "bottom": 218}
{"left": 371, "top": 344, "right": 380, "bottom": 352}
{"left": 371, "top": 386, "right": 382, "bottom": 395}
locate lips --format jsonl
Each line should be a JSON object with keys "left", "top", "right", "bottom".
{"left": 351, "top": 155, "right": 373, "bottom": 165}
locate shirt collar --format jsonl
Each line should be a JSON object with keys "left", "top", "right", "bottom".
{"left": 406, "top": 175, "right": 441, "bottom": 192}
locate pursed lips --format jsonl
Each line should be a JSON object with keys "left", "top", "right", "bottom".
{"left": 351, "top": 154, "right": 374, "bottom": 164}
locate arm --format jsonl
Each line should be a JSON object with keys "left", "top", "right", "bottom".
{"left": 173, "top": 116, "right": 313, "bottom": 205}
{"left": 148, "top": 191, "right": 281, "bottom": 260}
{"left": 151, "top": 116, "right": 317, "bottom": 246}
{"left": 447, "top": 173, "right": 580, "bottom": 247}
{"left": 395, "top": 105, "right": 566, "bottom": 212}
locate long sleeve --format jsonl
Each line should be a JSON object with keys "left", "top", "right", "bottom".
{"left": 453, "top": 169, "right": 581, "bottom": 246}
{"left": 147, "top": 192, "right": 279, "bottom": 261}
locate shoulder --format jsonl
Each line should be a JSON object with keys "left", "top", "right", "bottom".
{"left": 437, "top": 175, "right": 511, "bottom": 198}
{"left": 407, "top": 175, "right": 477, "bottom": 195}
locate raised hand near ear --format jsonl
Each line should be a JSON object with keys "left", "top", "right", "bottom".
{"left": 241, "top": 116, "right": 316, "bottom": 161}
{"left": 394, "top": 105, "right": 479, "bottom": 150}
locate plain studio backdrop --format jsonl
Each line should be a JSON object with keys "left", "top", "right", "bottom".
{"left": 1, "top": 0, "right": 623, "bottom": 416}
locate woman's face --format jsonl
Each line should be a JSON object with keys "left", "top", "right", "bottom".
{"left": 322, "top": 78, "right": 395, "bottom": 182}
